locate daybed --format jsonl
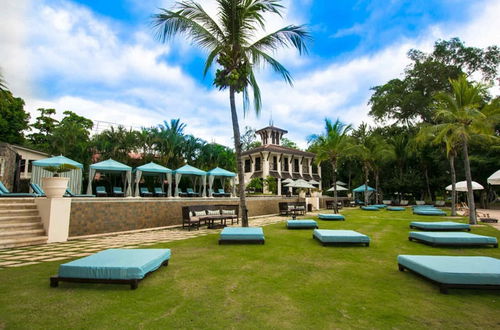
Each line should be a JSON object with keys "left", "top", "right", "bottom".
{"left": 413, "top": 208, "right": 447, "bottom": 216}
{"left": 313, "top": 229, "right": 370, "bottom": 246}
{"left": 219, "top": 227, "right": 265, "bottom": 244}
{"left": 398, "top": 255, "right": 500, "bottom": 293}
{"left": 318, "top": 213, "right": 345, "bottom": 221}
{"left": 387, "top": 206, "right": 405, "bottom": 211}
{"left": 50, "top": 248, "right": 171, "bottom": 289}
{"left": 408, "top": 232, "right": 498, "bottom": 248}
{"left": 361, "top": 206, "right": 379, "bottom": 211}
{"left": 409, "top": 221, "right": 470, "bottom": 231}
{"left": 286, "top": 219, "right": 318, "bottom": 229}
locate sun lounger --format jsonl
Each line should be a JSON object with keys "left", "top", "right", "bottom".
{"left": 408, "top": 232, "right": 498, "bottom": 248}
{"left": 29, "top": 183, "right": 46, "bottom": 197}
{"left": 140, "top": 187, "right": 153, "bottom": 197}
{"left": 65, "top": 189, "right": 95, "bottom": 197}
{"left": 219, "top": 227, "right": 265, "bottom": 244}
{"left": 413, "top": 208, "right": 447, "bottom": 216}
{"left": 313, "top": 229, "right": 370, "bottom": 246}
{"left": 387, "top": 206, "right": 405, "bottom": 211}
{"left": 410, "top": 221, "right": 470, "bottom": 231}
{"left": 398, "top": 255, "right": 500, "bottom": 293}
{"left": 186, "top": 188, "right": 200, "bottom": 197}
{"left": 286, "top": 219, "right": 318, "bottom": 229}
{"left": 154, "top": 187, "right": 166, "bottom": 197}
{"left": 112, "top": 186, "right": 125, "bottom": 197}
{"left": 0, "top": 182, "right": 37, "bottom": 197}
{"left": 318, "top": 213, "right": 345, "bottom": 221}
{"left": 95, "top": 186, "right": 107, "bottom": 197}
{"left": 50, "top": 248, "right": 171, "bottom": 289}
{"left": 361, "top": 206, "right": 379, "bottom": 211}
{"left": 372, "top": 204, "right": 387, "bottom": 209}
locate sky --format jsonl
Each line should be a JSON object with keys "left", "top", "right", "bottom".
{"left": 1, "top": 0, "right": 499, "bottom": 148}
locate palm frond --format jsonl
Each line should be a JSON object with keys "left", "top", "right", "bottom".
{"left": 248, "top": 48, "right": 292, "bottom": 85}
{"left": 249, "top": 25, "right": 310, "bottom": 55}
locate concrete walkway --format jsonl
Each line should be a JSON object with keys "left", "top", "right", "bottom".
{"left": 0, "top": 215, "right": 287, "bottom": 268}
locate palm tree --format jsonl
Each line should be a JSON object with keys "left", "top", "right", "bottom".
{"left": 308, "top": 119, "right": 352, "bottom": 213}
{"left": 0, "top": 70, "right": 7, "bottom": 92}
{"left": 153, "top": 0, "right": 309, "bottom": 226}
{"left": 433, "top": 75, "right": 499, "bottom": 224}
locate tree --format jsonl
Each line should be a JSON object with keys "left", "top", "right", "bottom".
{"left": 433, "top": 75, "right": 500, "bottom": 224}
{"left": 0, "top": 69, "right": 7, "bottom": 93}
{"left": 27, "top": 108, "right": 58, "bottom": 152}
{"left": 240, "top": 126, "right": 257, "bottom": 151}
{"left": 156, "top": 119, "right": 187, "bottom": 168}
{"left": 308, "top": 118, "right": 352, "bottom": 213}
{"left": 281, "top": 137, "right": 298, "bottom": 149}
{"left": 92, "top": 126, "right": 139, "bottom": 164}
{"left": 153, "top": 0, "right": 309, "bottom": 226}
{"left": 0, "top": 91, "right": 30, "bottom": 144}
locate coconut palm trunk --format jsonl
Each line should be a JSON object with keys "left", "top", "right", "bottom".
{"left": 230, "top": 87, "right": 249, "bottom": 226}
{"left": 364, "top": 164, "right": 369, "bottom": 205}
{"left": 375, "top": 171, "right": 380, "bottom": 204}
{"left": 331, "top": 160, "right": 338, "bottom": 214}
{"left": 449, "top": 154, "right": 457, "bottom": 216}
{"left": 462, "top": 141, "right": 477, "bottom": 224}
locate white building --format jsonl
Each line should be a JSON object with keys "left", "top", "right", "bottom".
{"left": 241, "top": 126, "right": 321, "bottom": 194}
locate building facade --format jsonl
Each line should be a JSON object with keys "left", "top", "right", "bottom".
{"left": 241, "top": 126, "right": 322, "bottom": 194}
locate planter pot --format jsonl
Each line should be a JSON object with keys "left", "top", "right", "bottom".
{"left": 42, "top": 177, "right": 69, "bottom": 198}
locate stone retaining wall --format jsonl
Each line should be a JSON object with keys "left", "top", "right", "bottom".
{"left": 69, "top": 196, "right": 299, "bottom": 237}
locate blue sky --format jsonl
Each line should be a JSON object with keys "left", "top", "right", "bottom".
{"left": 1, "top": 0, "right": 499, "bottom": 147}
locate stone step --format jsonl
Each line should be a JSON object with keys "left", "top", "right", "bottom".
{"left": 0, "top": 198, "right": 35, "bottom": 204}
{"left": 0, "top": 228, "right": 45, "bottom": 240}
{"left": 0, "top": 222, "right": 43, "bottom": 231}
{"left": 0, "top": 236, "right": 48, "bottom": 249}
{"left": 0, "top": 203, "right": 37, "bottom": 210}
{"left": 0, "top": 215, "right": 41, "bottom": 223}
{"left": 0, "top": 209, "right": 39, "bottom": 216}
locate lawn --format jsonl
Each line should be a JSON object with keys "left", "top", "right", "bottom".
{"left": 0, "top": 208, "right": 499, "bottom": 329}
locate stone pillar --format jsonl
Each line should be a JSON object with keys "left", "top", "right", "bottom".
{"left": 318, "top": 165, "right": 323, "bottom": 192}
{"left": 262, "top": 152, "right": 270, "bottom": 193}
{"left": 277, "top": 178, "right": 282, "bottom": 196}
{"left": 35, "top": 197, "right": 72, "bottom": 243}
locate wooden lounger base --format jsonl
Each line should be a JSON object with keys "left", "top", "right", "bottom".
{"left": 218, "top": 240, "right": 265, "bottom": 245}
{"left": 313, "top": 235, "right": 369, "bottom": 247}
{"left": 409, "top": 225, "right": 471, "bottom": 232}
{"left": 287, "top": 226, "right": 318, "bottom": 230}
{"left": 50, "top": 260, "right": 169, "bottom": 290}
{"left": 398, "top": 263, "right": 500, "bottom": 294}
{"left": 408, "top": 237, "right": 498, "bottom": 248}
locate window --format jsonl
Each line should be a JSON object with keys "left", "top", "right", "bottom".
{"left": 28, "top": 160, "right": 34, "bottom": 173}
{"left": 283, "top": 157, "right": 289, "bottom": 171}
{"left": 255, "top": 157, "right": 261, "bottom": 171}
{"left": 312, "top": 164, "right": 318, "bottom": 174}
{"left": 271, "top": 156, "right": 278, "bottom": 171}
{"left": 302, "top": 159, "right": 309, "bottom": 174}
{"left": 293, "top": 159, "right": 299, "bottom": 172}
{"left": 19, "top": 159, "right": 26, "bottom": 173}
{"left": 244, "top": 159, "right": 251, "bottom": 173}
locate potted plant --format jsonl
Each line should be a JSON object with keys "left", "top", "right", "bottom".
{"left": 42, "top": 164, "right": 78, "bottom": 197}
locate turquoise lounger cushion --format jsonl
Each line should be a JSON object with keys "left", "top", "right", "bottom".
{"left": 373, "top": 204, "right": 387, "bottom": 208}
{"left": 410, "top": 221, "right": 470, "bottom": 231}
{"left": 313, "top": 229, "right": 370, "bottom": 243}
{"left": 287, "top": 220, "right": 318, "bottom": 228}
{"left": 220, "top": 227, "right": 264, "bottom": 241}
{"left": 318, "top": 214, "right": 345, "bottom": 220}
{"left": 398, "top": 255, "right": 500, "bottom": 285}
{"left": 414, "top": 209, "right": 447, "bottom": 216}
{"left": 58, "top": 249, "right": 171, "bottom": 280}
{"left": 388, "top": 207, "right": 405, "bottom": 211}
{"left": 361, "top": 206, "right": 379, "bottom": 211}
{"left": 409, "top": 232, "right": 498, "bottom": 246}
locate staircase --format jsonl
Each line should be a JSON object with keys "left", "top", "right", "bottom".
{"left": 0, "top": 198, "right": 47, "bottom": 248}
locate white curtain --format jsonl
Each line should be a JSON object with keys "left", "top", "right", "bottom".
{"left": 175, "top": 172, "right": 182, "bottom": 197}
{"left": 208, "top": 175, "right": 215, "bottom": 197}
{"left": 125, "top": 170, "right": 132, "bottom": 196}
{"left": 86, "top": 168, "right": 96, "bottom": 194}
{"left": 202, "top": 175, "right": 206, "bottom": 197}
{"left": 134, "top": 170, "right": 142, "bottom": 197}
{"left": 167, "top": 173, "right": 172, "bottom": 197}
{"left": 31, "top": 166, "right": 82, "bottom": 194}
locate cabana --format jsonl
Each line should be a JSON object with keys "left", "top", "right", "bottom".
{"left": 207, "top": 167, "right": 236, "bottom": 197}
{"left": 174, "top": 164, "right": 207, "bottom": 197}
{"left": 86, "top": 159, "right": 132, "bottom": 196}
{"left": 134, "top": 162, "right": 172, "bottom": 197}
{"left": 32, "top": 155, "right": 83, "bottom": 194}
{"left": 353, "top": 184, "right": 375, "bottom": 203}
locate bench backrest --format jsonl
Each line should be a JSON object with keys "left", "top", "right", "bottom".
{"left": 182, "top": 204, "right": 239, "bottom": 220}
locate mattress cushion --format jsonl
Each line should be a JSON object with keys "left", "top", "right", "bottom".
{"left": 220, "top": 227, "right": 265, "bottom": 240}
{"left": 410, "top": 221, "right": 470, "bottom": 230}
{"left": 58, "top": 249, "right": 171, "bottom": 280}
{"left": 287, "top": 220, "right": 318, "bottom": 228}
{"left": 388, "top": 207, "right": 405, "bottom": 211}
{"left": 414, "top": 209, "right": 447, "bottom": 216}
{"left": 361, "top": 206, "right": 379, "bottom": 211}
{"left": 318, "top": 213, "right": 345, "bottom": 220}
{"left": 313, "top": 229, "right": 370, "bottom": 243}
{"left": 409, "top": 232, "right": 497, "bottom": 245}
{"left": 398, "top": 255, "right": 500, "bottom": 285}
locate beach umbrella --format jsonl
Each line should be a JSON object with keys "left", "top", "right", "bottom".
{"left": 336, "top": 181, "right": 347, "bottom": 186}
{"left": 282, "top": 178, "right": 294, "bottom": 184}
{"left": 352, "top": 184, "right": 375, "bottom": 192}
{"left": 327, "top": 185, "right": 348, "bottom": 192}
{"left": 445, "top": 180, "right": 484, "bottom": 192}
{"left": 309, "top": 179, "right": 320, "bottom": 185}
{"left": 285, "top": 180, "right": 315, "bottom": 189}
{"left": 487, "top": 170, "right": 500, "bottom": 185}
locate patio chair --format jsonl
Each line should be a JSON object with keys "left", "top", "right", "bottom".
{"left": 0, "top": 181, "right": 37, "bottom": 197}
{"left": 95, "top": 186, "right": 108, "bottom": 197}
{"left": 65, "top": 189, "right": 95, "bottom": 197}
{"left": 29, "top": 183, "right": 46, "bottom": 197}
{"left": 154, "top": 187, "right": 166, "bottom": 197}
{"left": 186, "top": 188, "right": 200, "bottom": 197}
{"left": 140, "top": 187, "right": 153, "bottom": 197}
{"left": 113, "top": 187, "right": 125, "bottom": 197}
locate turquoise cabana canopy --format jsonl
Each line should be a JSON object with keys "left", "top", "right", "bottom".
{"left": 352, "top": 184, "right": 376, "bottom": 193}
{"left": 133, "top": 162, "right": 172, "bottom": 197}
{"left": 173, "top": 164, "right": 206, "bottom": 197}
{"left": 87, "top": 159, "right": 132, "bottom": 196}
{"left": 207, "top": 167, "right": 236, "bottom": 197}
{"left": 31, "top": 155, "right": 83, "bottom": 194}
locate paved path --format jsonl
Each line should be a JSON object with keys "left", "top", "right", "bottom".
{"left": 0, "top": 215, "right": 287, "bottom": 268}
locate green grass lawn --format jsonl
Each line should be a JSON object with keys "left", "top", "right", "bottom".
{"left": 1, "top": 209, "right": 499, "bottom": 329}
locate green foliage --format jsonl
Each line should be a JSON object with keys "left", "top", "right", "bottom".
{"left": 280, "top": 137, "right": 298, "bottom": 149}
{"left": 264, "top": 175, "right": 277, "bottom": 194}
{"left": 43, "top": 164, "right": 79, "bottom": 177}
{"left": 27, "top": 108, "right": 58, "bottom": 152}
{"left": 0, "top": 91, "right": 30, "bottom": 144}
{"left": 246, "top": 177, "right": 263, "bottom": 191}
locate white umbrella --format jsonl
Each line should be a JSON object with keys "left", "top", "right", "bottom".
{"left": 309, "top": 179, "right": 320, "bottom": 185}
{"left": 282, "top": 178, "right": 294, "bottom": 184}
{"left": 327, "top": 185, "right": 348, "bottom": 192}
{"left": 285, "top": 180, "right": 315, "bottom": 189}
{"left": 446, "top": 180, "right": 484, "bottom": 192}
{"left": 487, "top": 170, "right": 500, "bottom": 185}
{"left": 336, "top": 181, "right": 347, "bottom": 186}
